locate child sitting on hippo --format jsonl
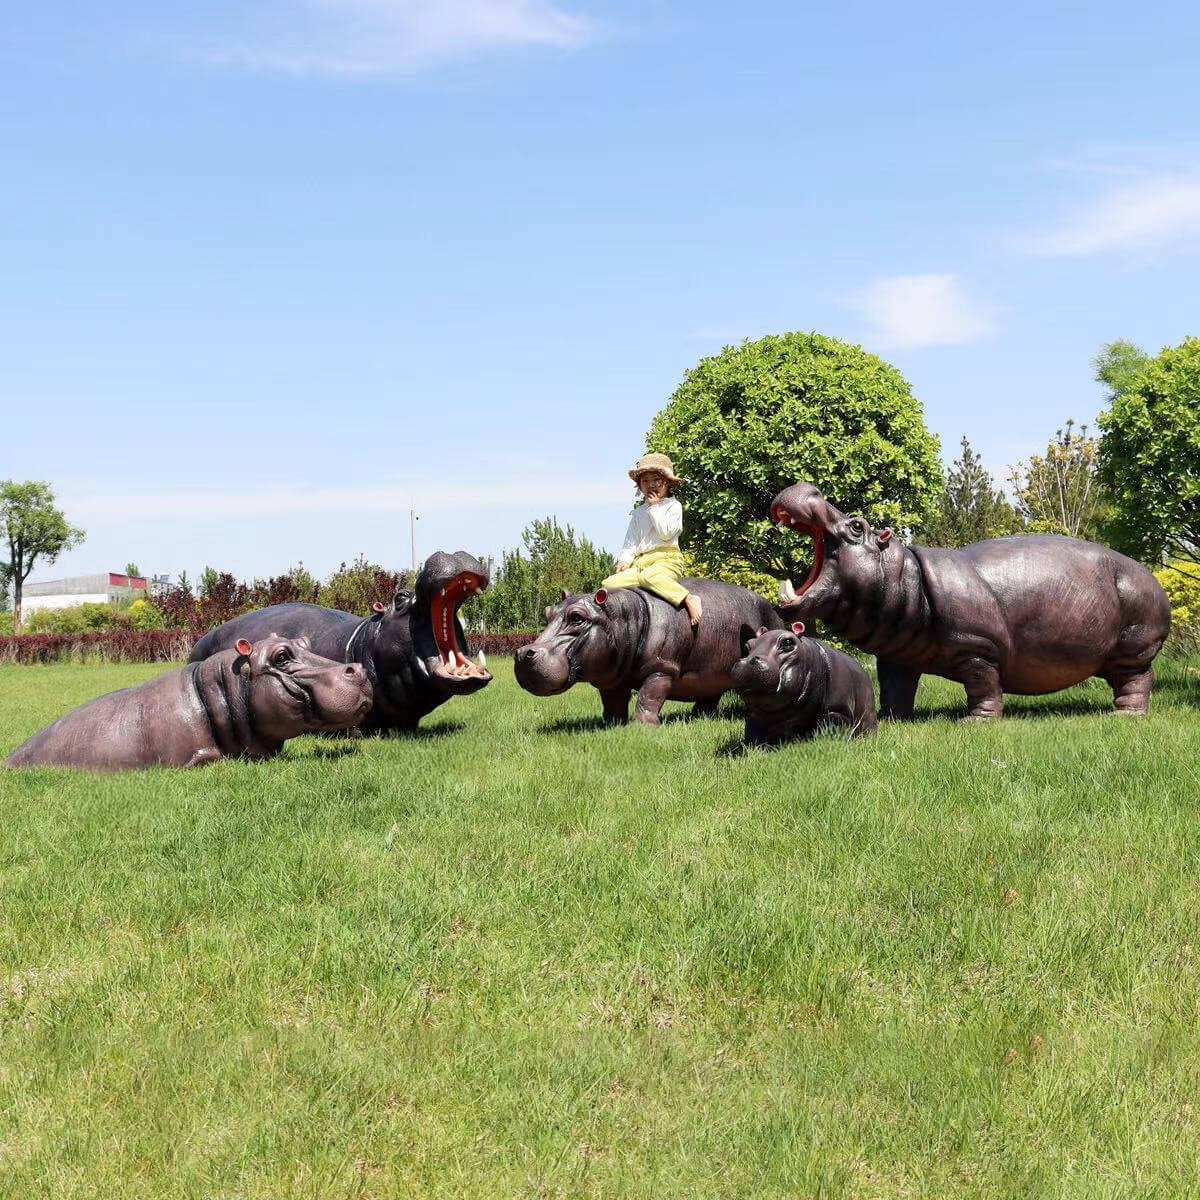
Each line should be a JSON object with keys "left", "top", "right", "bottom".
{"left": 603, "top": 453, "right": 703, "bottom": 626}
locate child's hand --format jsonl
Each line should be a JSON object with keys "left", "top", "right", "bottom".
{"left": 615, "top": 560, "right": 630, "bottom": 573}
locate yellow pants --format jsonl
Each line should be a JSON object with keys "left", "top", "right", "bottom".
{"left": 602, "top": 548, "right": 689, "bottom": 607}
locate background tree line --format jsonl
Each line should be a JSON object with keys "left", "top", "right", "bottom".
{"left": 6, "top": 333, "right": 1199, "bottom": 642}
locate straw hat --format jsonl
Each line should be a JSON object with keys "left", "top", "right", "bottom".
{"left": 628, "top": 452, "right": 685, "bottom": 487}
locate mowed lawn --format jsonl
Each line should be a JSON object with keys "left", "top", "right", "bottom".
{"left": 2, "top": 657, "right": 1200, "bottom": 1199}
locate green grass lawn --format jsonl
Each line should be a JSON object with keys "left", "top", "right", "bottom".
{"left": 2, "top": 658, "right": 1200, "bottom": 1198}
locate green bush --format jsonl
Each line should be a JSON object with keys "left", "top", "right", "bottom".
{"left": 646, "top": 332, "right": 943, "bottom": 583}
{"left": 1099, "top": 336, "right": 1200, "bottom": 565}
{"left": 23, "top": 602, "right": 119, "bottom": 634}
{"left": 1156, "top": 562, "right": 1200, "bottom": 654}
{"left": 474, "top": 518, "right": 614, "bottom": 631}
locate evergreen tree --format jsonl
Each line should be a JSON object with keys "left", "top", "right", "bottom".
{"left": 923, "top": 437, "right": 1022, "bottom": 547}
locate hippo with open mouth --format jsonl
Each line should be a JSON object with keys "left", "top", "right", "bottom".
{"left": 514, "top": 578, "right": 782, "bottom": 725}
{"left": 732, "top": 622, "right": 877, "bottom": 745}
{"left": 770, "top": 482, "right": 1171, "bottom": 720}
{"left": 189, "top": 551, "right": 491, "bottom": 734}
{"left": 6, "top": 637, "right": 372, "bottom": 770}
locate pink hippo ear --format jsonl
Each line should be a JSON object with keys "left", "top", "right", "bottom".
{"left": 593, "top": 588, "right": 608, "bottom": 606}
{"left": 372, "top": 600, "right": 385, "bottom": 613}
{"left": 877, "top": 527, "right": 893, "bottom": 547}
{"left": 235, "top": 638, "right": 253, "bottom": 656}
{"left": 756, "top": 625, "right": 767, "bottom": 637}
{"left": 791, "top": 621, "right": 806, "bottom": 636}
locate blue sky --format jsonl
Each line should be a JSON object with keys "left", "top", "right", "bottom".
{"left": 6, "top": 0, "right": 1199, "bottom": 585}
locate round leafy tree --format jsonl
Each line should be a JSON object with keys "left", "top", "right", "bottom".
{"left": 646, "top": 332, "right": 942, "bottom": 581}
{"left": 1098, "top": 336, "right": 1200, "bottom": 567}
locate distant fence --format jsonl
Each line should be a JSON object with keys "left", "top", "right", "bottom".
{"left": 0, "top": 630, "right": 537, "bottom": 665}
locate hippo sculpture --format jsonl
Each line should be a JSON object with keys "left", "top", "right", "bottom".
{"left": 771, "top": 482, "right": 1171, "bottom": 720}
{"left": 189, "top": 551, "right": 491, "bottom": 735}
{"left": 6, "top": 637, "right": 372, "bottom": 770}
{"left": 732, "top": 622, "right": 877, "bottom": 745}
{"left": 514, "top": 578, "right": 782, "bottom": 724}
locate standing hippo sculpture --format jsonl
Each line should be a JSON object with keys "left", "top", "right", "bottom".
{"left": 189, "top": 551, "right": 491, "bottom": 735}
{"left": 771, "top": 482, "right": 1171, "bottom": 720}
{"left": 732, "top": 622, "right": 877, "bottom": 745}
{"left": 6, "top": 638, "right": 372, "bottom": 770}
{"left": 514, "top": 579, "right": 782, "bottom": 725}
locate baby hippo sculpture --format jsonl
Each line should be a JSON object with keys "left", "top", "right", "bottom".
{"left": 732, "top": 623, "right": 877, "bottom": 745}
{"left": 6, "top": 638, "right": 372, "bottom": 770}
{"left": 771, "top": 482, "right": 1171, "bottom": 720}
{"left": 515, "top": 579, "right": 782, "bottom": 724}
{"left": 190, "top": 551, "right": 490, "bottom": 735}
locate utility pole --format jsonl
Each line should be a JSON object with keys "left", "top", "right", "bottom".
{"left": 410, "top": 505, "right": 418, "bottom": 576}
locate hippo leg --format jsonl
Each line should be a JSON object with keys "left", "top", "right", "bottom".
{"left": 599, "top": 686, "right": 631, "bottom": 726}
{"left": 744, "top": 718, "right": 777, "bottom": 748}
{"left": 633, "top": 673, "right": 675, "bottom": 725}
{"left": 956, "top": 656, "right": 1005, "bottom": 721}
{"left": 877, "top": 661, "right": 921, "bottom": 719}
{"left": 692, "top": 696, "right": 721, "bottom": 719}
{"left": 1104, "top": 664, "right": 1154, "bottom": 716}
{"left": 184, "top": 748, "right": 223, "bottom": 768}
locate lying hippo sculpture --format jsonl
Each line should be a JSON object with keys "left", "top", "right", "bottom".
{"left": 771, "top": 482, "right": 1171, "bottom": 720}
{"left": 190, "top": 551, "right": 490, "bottom": 735}
{"left": 515, "top": 579, "right": 782, "bottom": 724}
{"left": 732, "top": 622, "right": 877, "bottom": 745}
{"left": 6, "top": 638, "right": 372, "bottom": 770}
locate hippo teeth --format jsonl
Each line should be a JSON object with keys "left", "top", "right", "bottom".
{"left": 776, "top": 520, "right": 790, "bottom": 531}
{"left": 478, "top": 650, "right": 487, "bottom": 669}
{"left": 780, "top": 578, "right": 797, "bottom": 603}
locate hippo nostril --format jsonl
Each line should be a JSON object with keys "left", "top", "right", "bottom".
{"left": 344, "top": 665, "right": 359, "bottom": 677}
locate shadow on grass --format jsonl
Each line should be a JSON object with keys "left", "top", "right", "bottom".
{"left": 406, "top": 721, "right": 467, "bottom": 740}
{"left": 540, "top": 715, "right": 614, "bottom": 734}
{"left": 543, "top": 707, "right": 744, "bottom": 734}
{"left": 307, "top": 742, "right": 364, "bottom": 761}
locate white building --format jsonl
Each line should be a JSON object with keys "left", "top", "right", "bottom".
{"left": 23, "top": 571, "right": 150, "bottom": 614}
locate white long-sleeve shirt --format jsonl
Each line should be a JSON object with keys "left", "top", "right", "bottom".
{"left": 618, "top": 498, "right": 684, "bottom": 562}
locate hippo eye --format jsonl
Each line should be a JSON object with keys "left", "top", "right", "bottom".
{"left": 567, "top": 611, "right": 584, "bottom": 626}
{"left": 779, "top": 637, "right": 795, "bottom": 651}
{"left": 849, "top": 518, "right": 866, "bottom": 537}
{"left": 272, "top": 647, "right": 292, "bottom": 667}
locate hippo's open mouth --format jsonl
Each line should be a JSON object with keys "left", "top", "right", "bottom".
{"left": 771, "top": 504, "right": 825, "bottom": 608}
{"left": 432, "top": 570, "right": 491, "bottom": 683}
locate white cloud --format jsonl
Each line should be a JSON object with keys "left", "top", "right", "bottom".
{"left": 852, "top": 273, "right": 995, "bottom": 351}
{"left": 221, "top": 0, "right": 591, "bottom": 76}
{"left": 1023, "top": 172, "right": 1200, "bottom": 256}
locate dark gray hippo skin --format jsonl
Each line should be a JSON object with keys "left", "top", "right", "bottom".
{"left": 771, "top": 482, "right": 1171, "bottom": 720}
{"left": 6, "top": 638, "right": 372, "bottom": 770}
{"left": 189, "top": 551, "right": 491, "bottom": 735}
{"left": 731, "top": 624, "right": 877, "bottom": 746}
{"left": 514, "top": 578, "right": 783, "bottom": 725}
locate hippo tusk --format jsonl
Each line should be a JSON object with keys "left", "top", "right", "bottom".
{"left": 478, "top": 650, "right": 487, "bottom": 669}
{"left": 780, "top": 579, "right": 797, "bottom": 603}
{"left": 776, "top": 520, "right": 790, "bottom": 531}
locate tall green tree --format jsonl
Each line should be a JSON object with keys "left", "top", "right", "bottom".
{"left": 1008, "top": 420, "right": 1107, "bottom": 540}
{"left": 646, "top": 332, "right": 942, "bottom": 581}
{"left": 474, "top": 517, "right": 614, "bottom": 631}
{"left": 1094, "top": 339, "right": 1151, "bottom": 402}
{"left": 0, "top": 480, "right": 86, "bottom": 633}
{"left": 923, "top": 436, "right": 1023, "bottom": 547}
{"left": 1098, "top": 335, "right": 1200, "bottom": 566}
{"left": 125, "top": 562, "right": 141, "bottom": 578}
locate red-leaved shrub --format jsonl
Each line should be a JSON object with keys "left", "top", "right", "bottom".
{"left": 0, "top": 631, "right": 192, "bottom": 664}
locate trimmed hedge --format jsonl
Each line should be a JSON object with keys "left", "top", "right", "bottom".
{"left": 0, "top": 631, "right": 193, "bottom": 665}
{"left": 0, "top": 630, "right": 536, "bottom": 665}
